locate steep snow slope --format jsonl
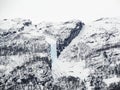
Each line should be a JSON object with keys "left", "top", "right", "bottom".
{"left": 53, "top": 18, "right": 120, "bottom": 90}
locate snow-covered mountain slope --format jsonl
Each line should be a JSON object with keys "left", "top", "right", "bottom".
{"left": 1, "top": 18, "right": 120, "bottom": 90}
{"left": 37, "top": 20, "right": 84, "bottom": 56}
{"left": 53, "top": 18, "right": 120, "bottom": 90}
{"left": 0, "top": 18, "right": 84, "bottom": 90}
{"left": 0, "top": 19, "right": 53, "bottom": 89}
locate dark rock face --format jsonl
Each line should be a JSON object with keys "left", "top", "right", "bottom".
{"left": 56, "top": 22, "right": 83, "bottom": 56}
{"left": 37, "top": 20, "right": 84, "bottom": 56}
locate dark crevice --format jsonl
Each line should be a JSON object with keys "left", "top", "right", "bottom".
{"left": 57, "top": 22, "right": 84, "bottom": 57}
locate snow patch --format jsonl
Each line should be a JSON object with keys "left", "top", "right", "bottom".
{"left": 103, "top": 76, "right": 120, "bottom": 86}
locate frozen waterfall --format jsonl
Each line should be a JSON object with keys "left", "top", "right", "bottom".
{"left": 44, "top": 35, "right": 57, "bottom": 62}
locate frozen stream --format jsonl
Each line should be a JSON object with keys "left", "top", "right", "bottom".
{"left": 44, "top": 35, "right": 63, "bottom": 78}
{"left": 44, "top": 35, "right": 57, "bottom": 62}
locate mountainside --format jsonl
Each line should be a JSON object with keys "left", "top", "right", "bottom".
{"left": 53, "top": 18, "right": 120, "bottom": 90}
{"left": 0, "top": 19, "right": 84, "bottom": 90}
{"left": 0, "top": 18, "right": 120, "bottom": 90}
{"left": 0, "top": 19, "right": 53, "bottom": 90}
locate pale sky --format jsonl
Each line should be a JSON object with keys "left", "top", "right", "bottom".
{"left": 0, "top": 0, "right": 120, "bottom": 23}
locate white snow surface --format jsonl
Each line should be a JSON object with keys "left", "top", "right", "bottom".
{"left": 104, "top": 76, "right": 120, "bottom": 86}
